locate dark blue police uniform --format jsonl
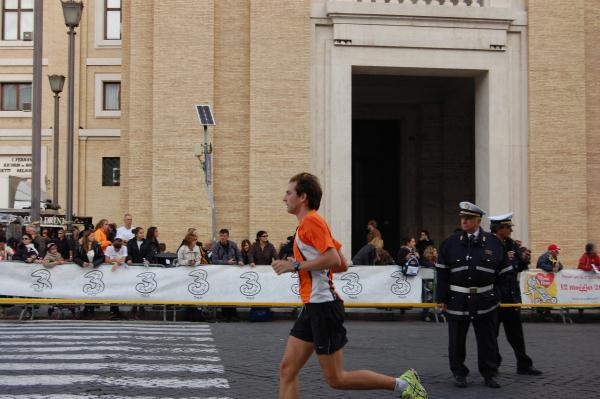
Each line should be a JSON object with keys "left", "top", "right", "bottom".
{"left": 436, "top": 202, "right": 506, "bottom": 387}
{"left": 490, "top": 213, "right": 541, "bottom": 375}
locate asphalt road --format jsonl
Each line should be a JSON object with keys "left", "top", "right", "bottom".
{"left": 0, "top": 319, "right": 598, "bottom": 398}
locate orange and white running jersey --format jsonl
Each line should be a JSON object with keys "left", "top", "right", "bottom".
{"left": 293, "top": 210, "right": 343, "bottom": 304}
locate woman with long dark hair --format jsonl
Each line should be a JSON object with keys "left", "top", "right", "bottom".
{"left": 73, "top": 230, "right": 104, "bottom": 268}
{"left": 143, "top": 226, "right": 160, "bottom": 264}
{"left": 240, "top": 239, "right": 252, "bottom": 265}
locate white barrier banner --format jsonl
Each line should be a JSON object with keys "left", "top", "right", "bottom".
{"left": 0, "top": 262, "right": 422, "bottom": 305}
{"left": 520, "top": 269, "right": 600, "bottom": 305}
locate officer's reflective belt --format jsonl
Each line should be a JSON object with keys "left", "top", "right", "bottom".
{"left": 475, "top": 266, "right": 495, "bottom": 274}
{"left": 449, "top": 284, "right": 494, "bottom": 294}
{"left": 449, "top": 266, "right": 496, "bottom": 274}
{"left": 498, "top": 265, "right": 513, "bottom": 275}
{"left": 435, "top": 263, "right": 448, "bottom": 269}
{"left": 445, "top": 303, "right": 499, "bottom": 316}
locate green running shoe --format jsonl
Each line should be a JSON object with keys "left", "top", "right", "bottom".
{"left": 399, "top": 369, "right": 428, "bottom": 399}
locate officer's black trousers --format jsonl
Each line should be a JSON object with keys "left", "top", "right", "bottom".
{"left": 496, "top": 307, "right": 533, "bottom": 370}
{"left": 448, "top": 311, "right": 499, "bottom": 378}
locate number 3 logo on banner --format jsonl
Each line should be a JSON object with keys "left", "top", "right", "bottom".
{"left": 30, "top": 269, "right": 52, "bottom": 292}
{"left": 340, "top": 272, "right": 363, "bottom": 296}
{"left": 290, "top": 272, "right": 300, "bottom": 296}
{"left": 83, "top": 270, "right": 105, "bottom": 295}
{"left": 240, "top": 271, "right": 261, "bottom": 297}
{"left": 390, "top": 270, "right": 411, "bottom": 296}
{"left": 188, "top": 269, "right": 210, "bottom": 296}
{"left": 136, "top": 271, "right": 158, "bottom": 294}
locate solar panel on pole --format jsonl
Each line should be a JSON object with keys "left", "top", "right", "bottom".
{"left": 195, "top": 105, "right": 216, "bottom": 126}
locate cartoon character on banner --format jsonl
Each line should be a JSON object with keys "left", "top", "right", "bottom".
{"left": 31, "top": 269, "right": 52, "bottom": 292}
{"left": 188, "top": 269, "right": 210, "bottom": 296}
{"left": 390, "top": 270, "right": 411, "bottom": 296}
{"left": 523, "top": 273, "right": 558, "bottom": 304}
{"left": 340, "top": 272, "right": 363, "bottom": 297}
{"left": 136, "top": 271, "right": 158, "bottom": 295}
{"left": 240, "top": 271, "right": 261, "bottom": 297}
{"left": 83, "top": 270, "right": 105, "bottom": 295}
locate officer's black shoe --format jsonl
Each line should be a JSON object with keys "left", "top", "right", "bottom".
{"left": 453, "top": 375, "right": 468, "bottom": 388}
{"left": 517, "top": 367, "right": 542, "bottom": 375}
{"left": 484, "top": 377, "right": 501, "bottom": 388}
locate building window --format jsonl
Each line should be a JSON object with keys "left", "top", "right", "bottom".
{"left": 103, "top": 81, "right": 120, "bottom": 111}
{"left": 102, "top": 157, "right": 120, "bottom": 186}
{"left": 95, "top": 73, "right": 121, "bottom": 118}
{"left": 1, "top": 82, "right": 31, "bottom": 111}
{"left": 2, "top": 0, "right": 33, "bottom": 41}
{"left": 104, "top": 0, "right": 120, "bottom": 40}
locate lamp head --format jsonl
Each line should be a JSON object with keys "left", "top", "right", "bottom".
{"left": 61, "top": 0, "right": 84, "bottom": 28}
{"left": 48, "top": 75, "right": 66, "bottom": 94}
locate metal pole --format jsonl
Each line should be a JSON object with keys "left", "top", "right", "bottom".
{"left": 31, "top": 0, "right": 43, "bottom": 223}
{"left": 52, "top": 93, "right": 60, "bottom": 206}
{"left": 65, "top": 26, "right": 76, "bottom": 237}
{"left": 203, "top": 125, "right": 216, "bottom": 241}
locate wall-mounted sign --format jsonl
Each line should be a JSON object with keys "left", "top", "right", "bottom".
{"left": 0, "top": 155, "right": 32, "bottom": 177}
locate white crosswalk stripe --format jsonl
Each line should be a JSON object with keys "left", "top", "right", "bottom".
{"left": 0, "top": 375, "right": 230, "bottom": 388}
{"left": 0, "top": 329, "right": 210, "bottom": 339}
{"left": 0, "top": 353, "right": 221, "bottom": 361}
{"left": 0, "top": 346, "right": 218, "bottom": 353}
{"left": 0, "top": 396, "right": 231, "bottom": 399}
{"left": 0, "top": 334, "right": 214, "bottom": 341}
{"left": 0, "top": 363, "right": 224, "bottom": 372}
{"left": 0, "top": 321, "right": 230, "bottom": 397}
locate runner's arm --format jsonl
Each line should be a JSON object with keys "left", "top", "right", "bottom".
{"left": 272, "top": 247, "right": 340, "bottom": 274}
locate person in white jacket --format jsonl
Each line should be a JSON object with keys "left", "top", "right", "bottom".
{"left": 177, "top": 230, "right": 203, "bottom": 266}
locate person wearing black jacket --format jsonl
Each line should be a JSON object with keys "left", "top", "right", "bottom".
{"left": 73, "top": 230, "right": 104, "bottom": 268}
{"left": 50, "top": 228, "right": 73, "bottom": 261}
{"left": 489, "top": 213, "right": 541, "bottom": 376}
{"left": 126, "top": 227, "right": 147, "bottom": 263}
{"left": 278, "top": 236, "right": 294, "bottom": 260}
{"left": 13, "top": 234, "right": 39, "bottom": 263}
{"left": 143, "top": 226, "right": 160, "bottom": 264}
{"left": 436, "top": 202, "right": 506, "bottom": 389}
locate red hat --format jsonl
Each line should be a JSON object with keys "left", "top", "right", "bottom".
{"left": 547, "top": 243, "right": 560, "bottom": 251}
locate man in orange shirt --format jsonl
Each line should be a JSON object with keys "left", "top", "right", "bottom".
{"left": 272, "top": 172, "right": 427, "bottom": 399}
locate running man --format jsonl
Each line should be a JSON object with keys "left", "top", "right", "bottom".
{"left": 272, "top": 172, "right": 427, "bottom": 399}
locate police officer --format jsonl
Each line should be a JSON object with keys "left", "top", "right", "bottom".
{"left": 436, "top": 202, "right": 505, "bottom": 388}
{"left": 489, "top": 212, "right": 542, "bottom": 376}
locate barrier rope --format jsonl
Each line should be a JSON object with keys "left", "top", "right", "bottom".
{"left": 1, "top": 298, "right": 599, "bottom": 308}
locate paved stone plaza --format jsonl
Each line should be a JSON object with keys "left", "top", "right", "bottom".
{"left": 0, "top": 319, "right": 597, "bottom": 398}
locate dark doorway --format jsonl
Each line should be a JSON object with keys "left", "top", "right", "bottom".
{"left": 352, "top": 74, "right": 475, "bottom": 259}
{"left": 352, "top": 120, "right": 401, "bottom": 257}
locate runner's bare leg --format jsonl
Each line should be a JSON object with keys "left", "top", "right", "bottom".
{"left": 279, "top": 336, "right": 315, "bottom": 399}
{"left": 317, "top": 349, "right": 396, "bottom": 390}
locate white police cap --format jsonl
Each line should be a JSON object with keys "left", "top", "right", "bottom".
{"left": 459, "top": 201, "right": 486, "bottom": 217}
{"left": 489, "top": 212, "right": 514, "bottom": 226}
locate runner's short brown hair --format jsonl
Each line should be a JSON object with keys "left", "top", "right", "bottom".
{"left": 289, "top": 172, "right": 322, "bottom": 211}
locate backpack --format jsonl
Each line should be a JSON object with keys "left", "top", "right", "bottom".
{"left": 402, "top": 255, "right": 420, "bottom": 277}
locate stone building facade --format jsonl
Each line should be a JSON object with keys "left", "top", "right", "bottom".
{"left": 0, "top": 0, "right": 598, "bottom": 265}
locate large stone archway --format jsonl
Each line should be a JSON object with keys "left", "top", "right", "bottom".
{"left": 311, "top": 0, "right": 528, "bottom": 255}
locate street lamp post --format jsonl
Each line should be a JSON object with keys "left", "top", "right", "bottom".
{"left": 194, "top": 105, "right": 217, "bottom": 241}
{"left": 61, "top": 0, "right": 83, "bottom": 237}
{"left": 30, "top": 0, "right": 43, "bottom": 224}
{"left": 48, "top": 74, "right": 65, "bottom": 209}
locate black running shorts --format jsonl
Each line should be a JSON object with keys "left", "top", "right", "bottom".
{"left": 290, "top": 300, "right": 348, "bottom": 355}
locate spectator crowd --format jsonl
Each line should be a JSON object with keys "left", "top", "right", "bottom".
{"left": 0, "top": 214, "right": 598, "bottom": 321}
